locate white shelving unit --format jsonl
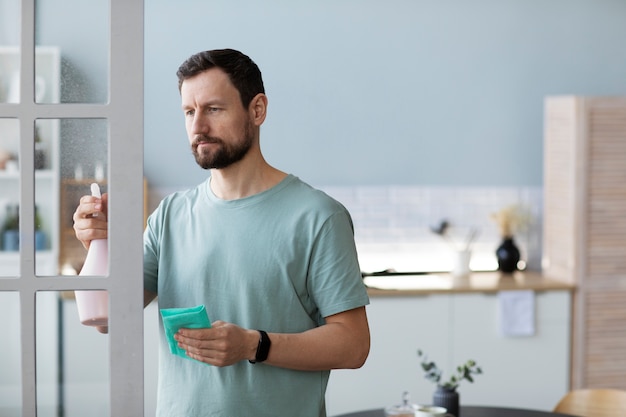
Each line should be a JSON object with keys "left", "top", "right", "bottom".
{"left": 0, "top": 46, "right": 61, "bottom": 276}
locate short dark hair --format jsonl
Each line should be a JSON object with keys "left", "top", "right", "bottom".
{"left": 176, "top": 49, "right": 265, "bottom": 109}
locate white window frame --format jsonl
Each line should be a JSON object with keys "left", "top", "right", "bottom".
{"left": 0, "top": 0, "right": 145, "bottom": 415}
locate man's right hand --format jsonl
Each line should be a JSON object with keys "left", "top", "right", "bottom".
{"left": 73, "top": 193, "right": 109, "bottom": 249}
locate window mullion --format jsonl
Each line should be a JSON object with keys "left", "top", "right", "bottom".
{"left": 18, "top": 0, "right": 38, "bottom": 415}
{"left": 108, "top": 0, "right": 145, "bottom": 415}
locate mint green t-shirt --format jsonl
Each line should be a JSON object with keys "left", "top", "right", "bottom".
{"left": 143, "top": 175, "right": 369, "bottom": 417}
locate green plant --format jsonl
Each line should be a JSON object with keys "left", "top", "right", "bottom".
{"left": 417, "top": 349, "right": 483, "bottom": 390}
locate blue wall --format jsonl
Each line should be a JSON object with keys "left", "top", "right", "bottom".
{"left": 4, "top": 0, "right": 626, "bottom": 188}
{"left": 144, "top": 0, "right": 626, "bottom": 188}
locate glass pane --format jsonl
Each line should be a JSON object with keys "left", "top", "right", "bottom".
{"left": 0, "top": 0, "right": 20, "bottom": 45}
{"left": 0, "top": 48, "right": 20, "bottom": 104}
{"left": 34, "top": 47, "right": 60, "bottom": 104}
{"left": 0, "top": 292, "right": 22, "bottom": 416}
{"left": 35, "top": 0, "right": 110, "bottom": 104}
{"left": 0, "top": 41, "right": 56, "bottom": 105}
{"left": 0, "top": 118, "right": 20, "bottom": 277}
{"left": 0, "top": 46, "right": 55, "bottom": 104}
{"left": 37, "top": 291, "right": 110, "bottom": 416}
{"left": 34, "top": 119, "right": 57, "bottom": 276}
{"left": 55, "top": 118, "right": 109, "bottom": 277}
{"left": 0, "top": 47, "right": 53, "bottom": 104}
{"left": 36, "top": 291, "right": 60, "bottom": 416}
{"left": 0, "top": 0, "right": 20, "bottom": 103}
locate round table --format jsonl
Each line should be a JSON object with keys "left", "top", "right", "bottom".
{"left": 333, "top": 406, "right": 577, "bottom": 417}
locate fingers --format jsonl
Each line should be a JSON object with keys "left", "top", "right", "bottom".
{"left": 175, "top": 322, "right": 254, "bottom": 367}
{"left": 73, "top": 194, "right": 109, "bottom": 248}
{"left": 175, "top": 327, "right": 223, "bottom": 366}
{"left": 76, "top": 194, "right": 108, "bottom": 219}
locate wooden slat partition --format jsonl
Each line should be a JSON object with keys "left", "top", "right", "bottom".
{"left": 543, "top": 96, "right": 626, "bottom": 390}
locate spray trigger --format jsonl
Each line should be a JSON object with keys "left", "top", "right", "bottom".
{"left": 91, "top": 183, "right": 101, "bottom": 217}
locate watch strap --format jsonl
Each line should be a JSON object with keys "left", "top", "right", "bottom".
{"left": 249, "top": 330, "right": 271, "bottom": 364}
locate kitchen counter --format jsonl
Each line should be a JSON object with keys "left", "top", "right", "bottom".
{"left": 363, "top": 270, "right": 574, "bottom": 296}
{"left": 328, "top": 270, "right": 573, "bottom": 415}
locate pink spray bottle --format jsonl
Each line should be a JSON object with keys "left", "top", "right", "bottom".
{"left": 75, "top": 183, "right": 109, "bottom": 334}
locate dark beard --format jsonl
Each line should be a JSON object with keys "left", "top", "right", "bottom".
{"left": 191, "top": 124, "right": 253, "bottom": 170}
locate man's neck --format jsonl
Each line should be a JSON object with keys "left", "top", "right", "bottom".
{"left": 209, "top": 161, "right": 287, "bottom": 201}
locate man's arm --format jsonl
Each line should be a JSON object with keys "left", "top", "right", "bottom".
{"left": 265, "top": 306, "right": 370, "bottom": 370}
{"left": 175, "top": 306, "right": 370, "bottom": 370}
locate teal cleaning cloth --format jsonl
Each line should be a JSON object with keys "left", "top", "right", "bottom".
{"left": 160, "top": 305, "right": 211, "bottom": 361}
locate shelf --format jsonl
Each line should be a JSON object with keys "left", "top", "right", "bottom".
{"left": 0, "top": 170, "right": 56, "bottom": 180}
{"left": 0, "top": 250, "right": 57, "bottom": 276}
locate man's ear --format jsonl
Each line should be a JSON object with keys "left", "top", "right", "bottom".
{"left": 249, "top": 93, "right": 268, "bottom": 126}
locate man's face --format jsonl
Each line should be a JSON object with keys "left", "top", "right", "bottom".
{"left": 181, "top": 68, "right": 254, "bottom": 170}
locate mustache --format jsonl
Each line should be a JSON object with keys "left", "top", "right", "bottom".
{"left": 192, "top": 135, "right": 222, "bottom": 147}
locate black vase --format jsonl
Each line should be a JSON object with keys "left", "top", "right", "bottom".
{"left": 433, "top": 385, "right": 459, "bottom": 417}
{"left": 496, "top": 237, "right": 520, "bottom": 273}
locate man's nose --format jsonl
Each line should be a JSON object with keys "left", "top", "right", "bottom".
{"left": 193, "top": 113, "right": 208, "bottom": 132}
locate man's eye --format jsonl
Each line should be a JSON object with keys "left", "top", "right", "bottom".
{"left": 184, "top": 110, "right": 194, "bottom": 117}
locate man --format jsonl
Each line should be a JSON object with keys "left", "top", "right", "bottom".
{"left": 73, "top": 48, "right": 370, "bottom": 416}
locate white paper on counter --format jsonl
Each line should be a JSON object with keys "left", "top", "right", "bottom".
{"left": 497, "top": 290, "right": 535, "bottom": 337}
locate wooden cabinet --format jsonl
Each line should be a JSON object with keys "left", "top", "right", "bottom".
{"left": 0, "top": 46, "right": 60, "bottom": 276}
{"left": 543, "top": 96, "right": 626, "bottom": 389}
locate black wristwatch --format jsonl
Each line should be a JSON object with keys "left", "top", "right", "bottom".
{"left": 249, "top": 330, "right": 271, "bottom": 364}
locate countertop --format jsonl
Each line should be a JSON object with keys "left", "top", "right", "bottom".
{"left": 363, "top": 270, "right": 574, "bottom": 296}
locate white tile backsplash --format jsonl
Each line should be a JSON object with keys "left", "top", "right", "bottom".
{"left": 318, "top": 185, "right": 543, "bottom": 273}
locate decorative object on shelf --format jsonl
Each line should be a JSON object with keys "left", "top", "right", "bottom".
{"left": 431, "top": 219, "right": 479, "bottom": 278}
{"left": 4, "top": 157, "right": 18, "bottom": 172}
{"left": 418, "top": 349, "right": 483, "bottom": 417}
{"left": 0, "top": 204, "right": 47, "bottom": 251}
{"left": 451, "top": 249, "right": 472, "bottom": 279}
{"left": 94, "top": 161, "right": 105, "bottom": 181}
{"left": 0, "top": 147, "right": 11, "bottom": 170}
{"left": 1, "top": 203, "right": 19, "bottom": 251}
{"left": 496, "top": 237, "right": 520, "bottom": 273}
{"left": 490, "top": 205, "right": 530, "bottom": 273}
{"left": 74, "top": 164, "right": 84, "bottom": 180}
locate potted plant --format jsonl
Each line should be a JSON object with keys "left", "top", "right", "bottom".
{"left": 417, "top": 349, "right": 483, "bottom": 417}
